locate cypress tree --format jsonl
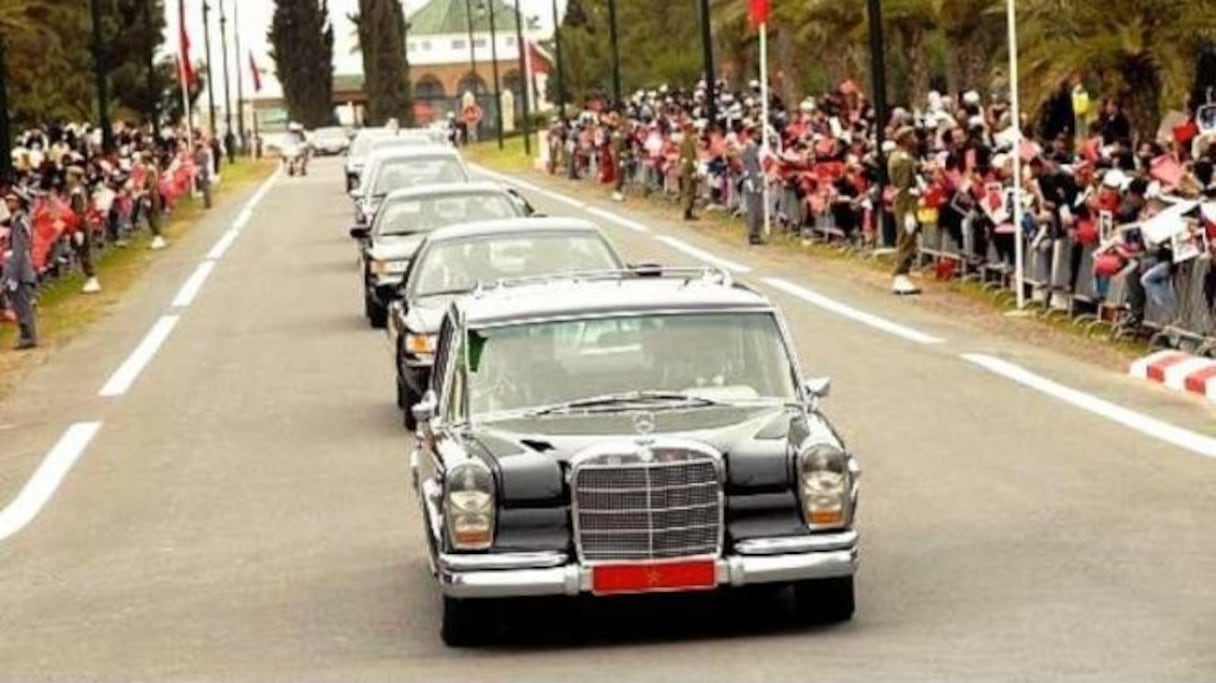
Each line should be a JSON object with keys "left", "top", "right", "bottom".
{"left": 269, "top": 0, "right": 335, "bottom": 128}
{"left": 352, "top": 0, "right": 412, "bottom": 126}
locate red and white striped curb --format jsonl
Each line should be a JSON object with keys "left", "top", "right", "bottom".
{"left": 1130, "top": 351, "right": 1216, "bottom": 403}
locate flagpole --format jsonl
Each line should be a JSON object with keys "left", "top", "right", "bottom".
{"left": 178, "top": 0, "right": 194, "bottom": 152}
{"left": 1007, "top": 0, "right": 1025, "bottom": 309}
{"left": 759, "top": 21, "right": 771, "bottom": 239}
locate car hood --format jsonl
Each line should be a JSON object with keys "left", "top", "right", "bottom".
{"left": 462, "top": 406, "right": 840, "bottom": 501}
{"left": 403, "top": 295, "right": 461, "bottom": 332}
{"left": 367, "top": 234, "right": 426, "bottom": 262}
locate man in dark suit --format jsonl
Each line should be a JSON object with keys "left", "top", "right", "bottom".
{"left": 741, "top": 122, "right": 765, "bottom": 245}
{"left": 3, "top": 186, "right": 38, "bottom": 350}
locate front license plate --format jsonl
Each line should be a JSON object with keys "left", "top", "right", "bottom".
{"left": 591, "top": 559, "right": 717, "bottom": 595}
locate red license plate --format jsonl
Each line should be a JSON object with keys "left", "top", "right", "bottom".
{"left": 591, "top": 559, "right": 717, "bottom": 595}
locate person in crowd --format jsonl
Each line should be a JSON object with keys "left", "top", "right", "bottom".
{"left": 65, "top": 165, "right": 101, "bottom": 294}
{"left": 194, "top": 138, "right": 213, "bottom": 210}
{"left": 4, "top": 185, "right": 38, "bottom": 350}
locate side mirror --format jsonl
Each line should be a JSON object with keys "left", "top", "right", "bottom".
{"left": 412, "top": 390, "right": 438, "bottom": 425}
{"left": 349, "top": 225, "right": 370, "bottom": 239}
{"left": 803, "top": 377, "right": 832, "bottom": 407}
{"left": 349, "top": 188, "right": 364, "bottom": 200}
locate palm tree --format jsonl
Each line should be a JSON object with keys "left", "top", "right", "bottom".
{"left": 1020, "top": 0, "right": 1216, "bottom": 139}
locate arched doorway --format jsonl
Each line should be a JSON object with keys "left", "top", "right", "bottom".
{"left": 415, "top": 74, "right": 445, "bottom": 100}
{"left": 456, "top": 72, "right": 489, "bottom": 99}
{"left": 502, "top": 69, "right": 524, "bottom": 121}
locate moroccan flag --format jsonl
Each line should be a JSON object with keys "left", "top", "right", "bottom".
{"left": 748, "top": 0, "right": 770, "bottom": 26}
{"left": 249, "top": 51, "right": 263, "bottom": 92}
{"left": 178, "top": 1, "right": 195, "bottom": 85}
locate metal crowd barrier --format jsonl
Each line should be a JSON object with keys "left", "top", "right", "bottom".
{"left": 542, "top": 152, "right": 1216, "bottom": 356}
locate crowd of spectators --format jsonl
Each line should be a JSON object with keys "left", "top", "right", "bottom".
{"left": 545, "top": 78, "right": 1216, "bottom": 349}
{"left": 0, "top": 121, "right": 223, "bottom": 350}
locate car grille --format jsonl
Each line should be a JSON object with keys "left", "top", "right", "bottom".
{"left": 572, "top": 447, "right": 722, "bottom": 562}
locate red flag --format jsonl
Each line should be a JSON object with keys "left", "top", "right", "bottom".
{"left": 249, "top": 51, "right": 263, "bottom": 92}
{"left": 178, "top": 12, "right": 195, "bottom": 85}
{"left": 748, "top": 0, "right": 770, "bottom": 26}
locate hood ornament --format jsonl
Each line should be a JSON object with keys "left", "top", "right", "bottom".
{"left": 632, "top": 411, "right": 656, "bottom": 459}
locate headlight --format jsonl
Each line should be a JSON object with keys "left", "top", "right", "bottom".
{"left": 369, "top": 259, "right": 408, "bottom": 275}
{"left": 405, "top": 332, "right": 436, "bottom": 355}
{"left": 445, "top": 460, "right": 496, "bottom": 550}
{"left": 796, "top": 442, "right": 853, "bottom": 530}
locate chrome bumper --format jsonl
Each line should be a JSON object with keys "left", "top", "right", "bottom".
{"left": 437, "top": 531, "right": 858, "bottom": 599}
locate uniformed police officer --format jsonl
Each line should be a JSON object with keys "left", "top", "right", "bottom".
{"left": 610, "top": 116, "right": 629, "bottom": 202}
{"left": 678, "top": 119, "right": 699, "bottom": 221}
{"left": 4, "top": 186, "right": 38, "bottom": 350}
{"left": 889, "top": 126, "right": 922, "bottom": 295}
{"left": 741, "top": 122, "right": 765, "bottom": 245}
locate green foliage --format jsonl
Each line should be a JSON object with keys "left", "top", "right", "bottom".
{"left": 269, "top": 0, "right": 336, "bottom": 128}
{"left": 1, "top": 0, "right": 171, "bottom": 127}
{"left": 350, "top": 0, "right": 413, "bottom": 126}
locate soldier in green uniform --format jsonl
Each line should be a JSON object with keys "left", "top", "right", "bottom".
{"left": 678, "top": 119, "right": 699, "bottom": 221}
{"left": 889, "top": 126, "right": 922, "bottom": 295}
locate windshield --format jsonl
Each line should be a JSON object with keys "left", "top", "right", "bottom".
{"left": 371, "top": 158, "right": 468, "bottom": 196}
{"left": 464, "top": 313, "right": 798, "bottom": 416}
{"left": 373, "top": 193, "right": 521, "bottom": 237}
{"left": 411, "top": 233, "right": 620, "bottom": 297}
{"left": 315, "top": 128, "right": 346, "bottom": 141}
{"left": 350, "top": 132, "right": 390, "bottom": 158}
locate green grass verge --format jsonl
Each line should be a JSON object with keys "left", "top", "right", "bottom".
{"left": 0, "top": 158, "right": 278, "bottom": 395}
{"left": 461, "top": 135, "right": 539, "bottom": 174}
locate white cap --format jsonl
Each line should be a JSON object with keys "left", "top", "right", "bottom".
{"left": 963, "top": 90, "right": 981, "bottom": 106}
{"left": 1102, "top": 169, "right": 1128, "bottom": 189}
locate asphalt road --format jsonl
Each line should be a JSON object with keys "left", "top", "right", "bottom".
{"left": 0, "top": 156, "right": 1214, "bottom": 682}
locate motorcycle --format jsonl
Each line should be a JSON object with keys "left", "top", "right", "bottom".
{"left": 282, "top": 141, "right": 309, "bottom": 177}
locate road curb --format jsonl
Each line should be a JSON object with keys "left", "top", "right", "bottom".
{"left": 1130, "top": 350, "right": 1216, "bottom": 403}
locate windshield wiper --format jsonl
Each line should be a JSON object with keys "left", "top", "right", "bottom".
{"left": 526, "top": 390, "right": 726, "bottom": 417}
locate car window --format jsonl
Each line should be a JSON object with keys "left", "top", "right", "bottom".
{"left": 465, "top": 312, "right": 798, "bottom": 415}
{"left": 372, "top": 158, "right": 468, "bottom": 196}
{"left": 431, "top": 315, "right": 454, "bottom": 400}
{"left": 411, "top": 233, "right": 620, "bottom": 297}
{"left": 374, "top": 194, "right": 521, "bottom": 237}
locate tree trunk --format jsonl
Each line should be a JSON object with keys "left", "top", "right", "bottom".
{"left": 900, "top": 24, "right": 929, "bottom": 108}
{"left": 1122, "top": 58, "right": 1162, "bottom": 143}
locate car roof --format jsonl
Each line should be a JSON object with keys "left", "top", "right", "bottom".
{"left": 380, "top": 182, "right": 510, "bottom": 203}
{"left": 422, "top": 217, "right": 603, "bottom": 244}
{"left": 367, "top": 146, "right": 461, "bottom": 162}
{"left": 457, "top": 269, "right": 774, "bottom": 327}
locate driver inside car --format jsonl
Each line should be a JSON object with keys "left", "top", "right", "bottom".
{"left": 652, "top": 320, "right": 730, "bottom": 392}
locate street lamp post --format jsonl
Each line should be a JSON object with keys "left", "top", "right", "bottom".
{"left": 0, "top": 34, "right": 11, "bottom": 181}
{"left": 865, "top": 0, "right": 889, "bottom": 243}
{"left": 233, "top": 0, "right": 245, "bottom": 154}
{"left": 202, "top": 0, "right": 218, "bottom": 137}
{"left": 607, "top": 0, "right": 621, "bottom": 108}
{"left": 219, "top": 0, "right": 235, "bottom": 162}
{"left": 142, "top": 0, "right": 160, "bottom": 141}
{"left": 550, "top": 0, "right": 565, "bottom": 119}
{"left": 482, "top": 1, "right": 504, "bottom": 150}
{"left": 513, "top": 0, "right": 531, "bottom": 155}
{"left": 696, "top": 0, "right": 715, "bottom": 126}
{"left": 464, "top": 0, "right": 479, "bottom": 95}
{"left": 89, "top": 0, "right": 115, "bottom": 153}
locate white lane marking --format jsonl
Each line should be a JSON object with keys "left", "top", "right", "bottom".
{"left": 243, "top": 169, "right": 280, "bottom": 211}
{"left": 762, "top": 277, "right": 944, "bottom": 345}
{"left": 535, "top": 186, "right": 586, "bottom": 209}
{"left": 962, "top": 353, "right": 1216, "bottom": 458}
{"left": 584, "top": 206, "right": 652, "bottom": 233}
{"left": 171, "top": 261, "right": 216, "bottom": 308}
{"left": 206, "top": 228, "right": 240, "bottom": 261}
{"left": 467, "top": 163, "right": 543, "bottom": 193}
{"left": 231, "top": 207, "right": 253, "bottom": 230}
{"left": 98, "top": 316, "right": 180, "bottom": 397}
{"left": 653, "top": 235, "right": 752, "bottom": 273}
{"left": 0, "top": 422, "right": 102, "bottom": 542}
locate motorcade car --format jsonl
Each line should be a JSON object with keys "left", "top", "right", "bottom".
{"left": 312, "top": 126, "right": 351, "bottom": 156}
{"left": 350, "top": 182, "right": 535, "bottom": 328}
{"left": 350, "top": 148, "right": 471, "bottom": 227}
{"left": 387, "top": 218, "right": 624, "bottom": 428}
{"left": 407, "top": 267, "right": 861, "bottom": 646}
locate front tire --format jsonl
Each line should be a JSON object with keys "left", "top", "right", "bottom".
{"left": 441, "top": 596, "right": 498, "bottom": 647}
{"left": 792, "top": 575, "right": 855, "bottom": 624}
{"left": 365, "top": 295, "right": 387, "bottom": 329}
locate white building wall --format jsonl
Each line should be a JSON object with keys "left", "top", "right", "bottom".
{"left": 407, "top": 31, "right": 536, "bottom": 67}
